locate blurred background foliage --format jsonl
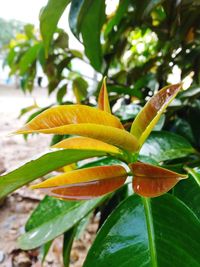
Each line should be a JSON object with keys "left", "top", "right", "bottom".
{"left": 2, "top": 0, "right": 200, "bottom": 148}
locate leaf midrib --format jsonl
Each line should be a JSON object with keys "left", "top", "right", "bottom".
{"left": 142, "top": 197, "right": 158, "bottom": 267}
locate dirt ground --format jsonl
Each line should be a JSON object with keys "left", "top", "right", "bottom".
{"left": 0, "top": 86, "right": 96, "bottom": 267}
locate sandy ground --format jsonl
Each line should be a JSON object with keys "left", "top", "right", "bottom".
{"left": 0, "top": 86, "right": 96, "bottom": 267}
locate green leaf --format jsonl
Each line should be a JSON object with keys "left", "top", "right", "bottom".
{"left": 171, "top": 117, "right": 195, "bottom": 144}
{"left": 19, "top": 43, "right": 42, "bottom": 75}
{"left": 0, "top": 149, "right": 106, "bottom": 199}
{"left": 63, "top": 227, "right": 77, "bottom": 267}
{"left": 175, "top": 167, "right": 200, "bottom": 220}
{"left": 18, "top": 196, "right": 106, "bottom": 250}
{"left": 84, "top": 194, "right": 200, "bottom": 267}
{"left": 39, "top": 240, "right": 53, "bottom": 263}
{"left": 75, "top": 213, "right": 92, "bottom": 239}
{"left": 69, "top": 0, "right": 106, "bottom": 71}
{"left": 26, "top": 196, "right": 80, "bottom": 231}
{"left": 78, "top": 157, "right": 123, "bottom": 169}
{"left": 57, "top": 84, "right": 67, "bottom": 104}
{"left": 140, "top": 131, "right": 195, "bottom": 162}
{"left": 40, "top": 0, "right": 70, "bottom": 53}
{"left": 72, "top": 77, "right": 88, "bottom": 103}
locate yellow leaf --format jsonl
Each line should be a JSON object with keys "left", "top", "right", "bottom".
{"left": 15, "top": 104, "right": 123, "bottom": 134}
{"left": 98, "top": 77, "right": 111, "bottom": 113}
{"left": 52, "top": 136, "right": 121, "bottom": 155}
{"left": 18, "top": 123, "right": 139, "bottom": 152}
{"left": 31, "top": 165, "right": 127, "bottom": 189}
{"left": 130, "top": 84, "right": 182, "bottom": 147}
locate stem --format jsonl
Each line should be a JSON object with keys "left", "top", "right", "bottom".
{"left": 142, "top": 197, "right": 158, "bottom": 267}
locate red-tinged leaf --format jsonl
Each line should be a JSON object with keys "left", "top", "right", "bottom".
{"left": 130, "top": 84, "right": 182, "bottom": 146}
{"left": 39, "top": 177, "right": 126, "bottom": 200}
{"left": 98, "top": 77, "right": 111, "bottom": 113}
{"left": 31, "top": 165, "right": 127, "bottom": 189}
{"left": 15, "top": 105, "right": 123, "bottom": 134}
{"left": 129, "top": 162, "right": 187, "bottom": 197}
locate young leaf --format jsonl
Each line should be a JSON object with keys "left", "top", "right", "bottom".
{"left": 0, "top": 149, "right": 106, "bottom": 199}
{"left": 14, "top": 104, "right": 123, "bottom": 134}
{"left": 38, "top": 176, "right": 126, "bottom": 200}
{"left": 52, "top": 136, "right": 121, "bottom": 155}
{"left": 130, "top": 84, "right": 182, "bottom": 146}
{"left": 40, "top": 0, "right": 70, "bottom": 53}
{"left": 17, "top": 123, "right": 139, "bottom": 152}
{"left": 129, "top": 162, "right": 187, "bottom": 197}
{"left": 84, "top": 194, "right": 200, "bottom": 267}
{"left": 31, "top": 165, "right": 127, "bottom": 189}
{"left": 98, "top": 77, "right": 111, "bottom": 113}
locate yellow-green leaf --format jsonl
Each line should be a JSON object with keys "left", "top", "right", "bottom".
{"left": 129, "top": 162, "right": 187, "bottom": 197}
{"left": 52, "top": 136, "right": 121, "bottom": 155}
{"left": 15, "top": 105, "right": 123, "bottom": 134}
{"left": 17, "top": 123, "right": 139, "bottom": 152}
{"left": 130, "top": 84, "right": 182, "bottom": 146}
{"left": 98, "top": 77, "right": 111, "bottom": 113}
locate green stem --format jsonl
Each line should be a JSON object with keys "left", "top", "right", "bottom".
{"left": 142, "top": 197, "right": 158, "bottom": 267}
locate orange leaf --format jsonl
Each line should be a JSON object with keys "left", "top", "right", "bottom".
{"left": 52, "top": 136, "right": 121, "bottom": 155}
{"left": 98, "top": 77, "right": 111, "bottom": 113}
{"left": 40, "top": 177, "right": 126, "bottom": 200}
{"left": 130, "top": 84, "right": 182, "bottom": 146}
{"left": 31, "top": 165, "right": 127, "bottom": 189}
{"left": 20, "top": 123, "right": 139, "bottom": 152}
{"left": 129, "top": 162, "right": 187, "bottom": 197}
{"left": 15, "top": 104, "right": 123, "bottom": 134}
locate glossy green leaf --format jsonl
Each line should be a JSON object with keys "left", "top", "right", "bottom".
{"left": 26, "top": 196, "right": 79, "bottom": 231}
{"left": 140, "top": 131, "right": 195, "bottom": 162}
{"left": 0, "top": 149, "right": 106, "bottom": 199}
{"left": 84, "top": 194, "right": 200, "bottom": 267}
{"left": 130, "top": 84, "right": 182, "bottom": 146}
{"left": 175, "top": 167, "right": 200, "bottom": 219}
{"left": 40, "top": 0, "right": 70, "bottom": 53}
{"left": 69, "top": 0, "right": 105, "bottom": 71}
{"left": 171, "top": 117, "right": 195, "bottom": 145}
{"left": 18, "top": 196, "right": 106, "bottom": 250}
